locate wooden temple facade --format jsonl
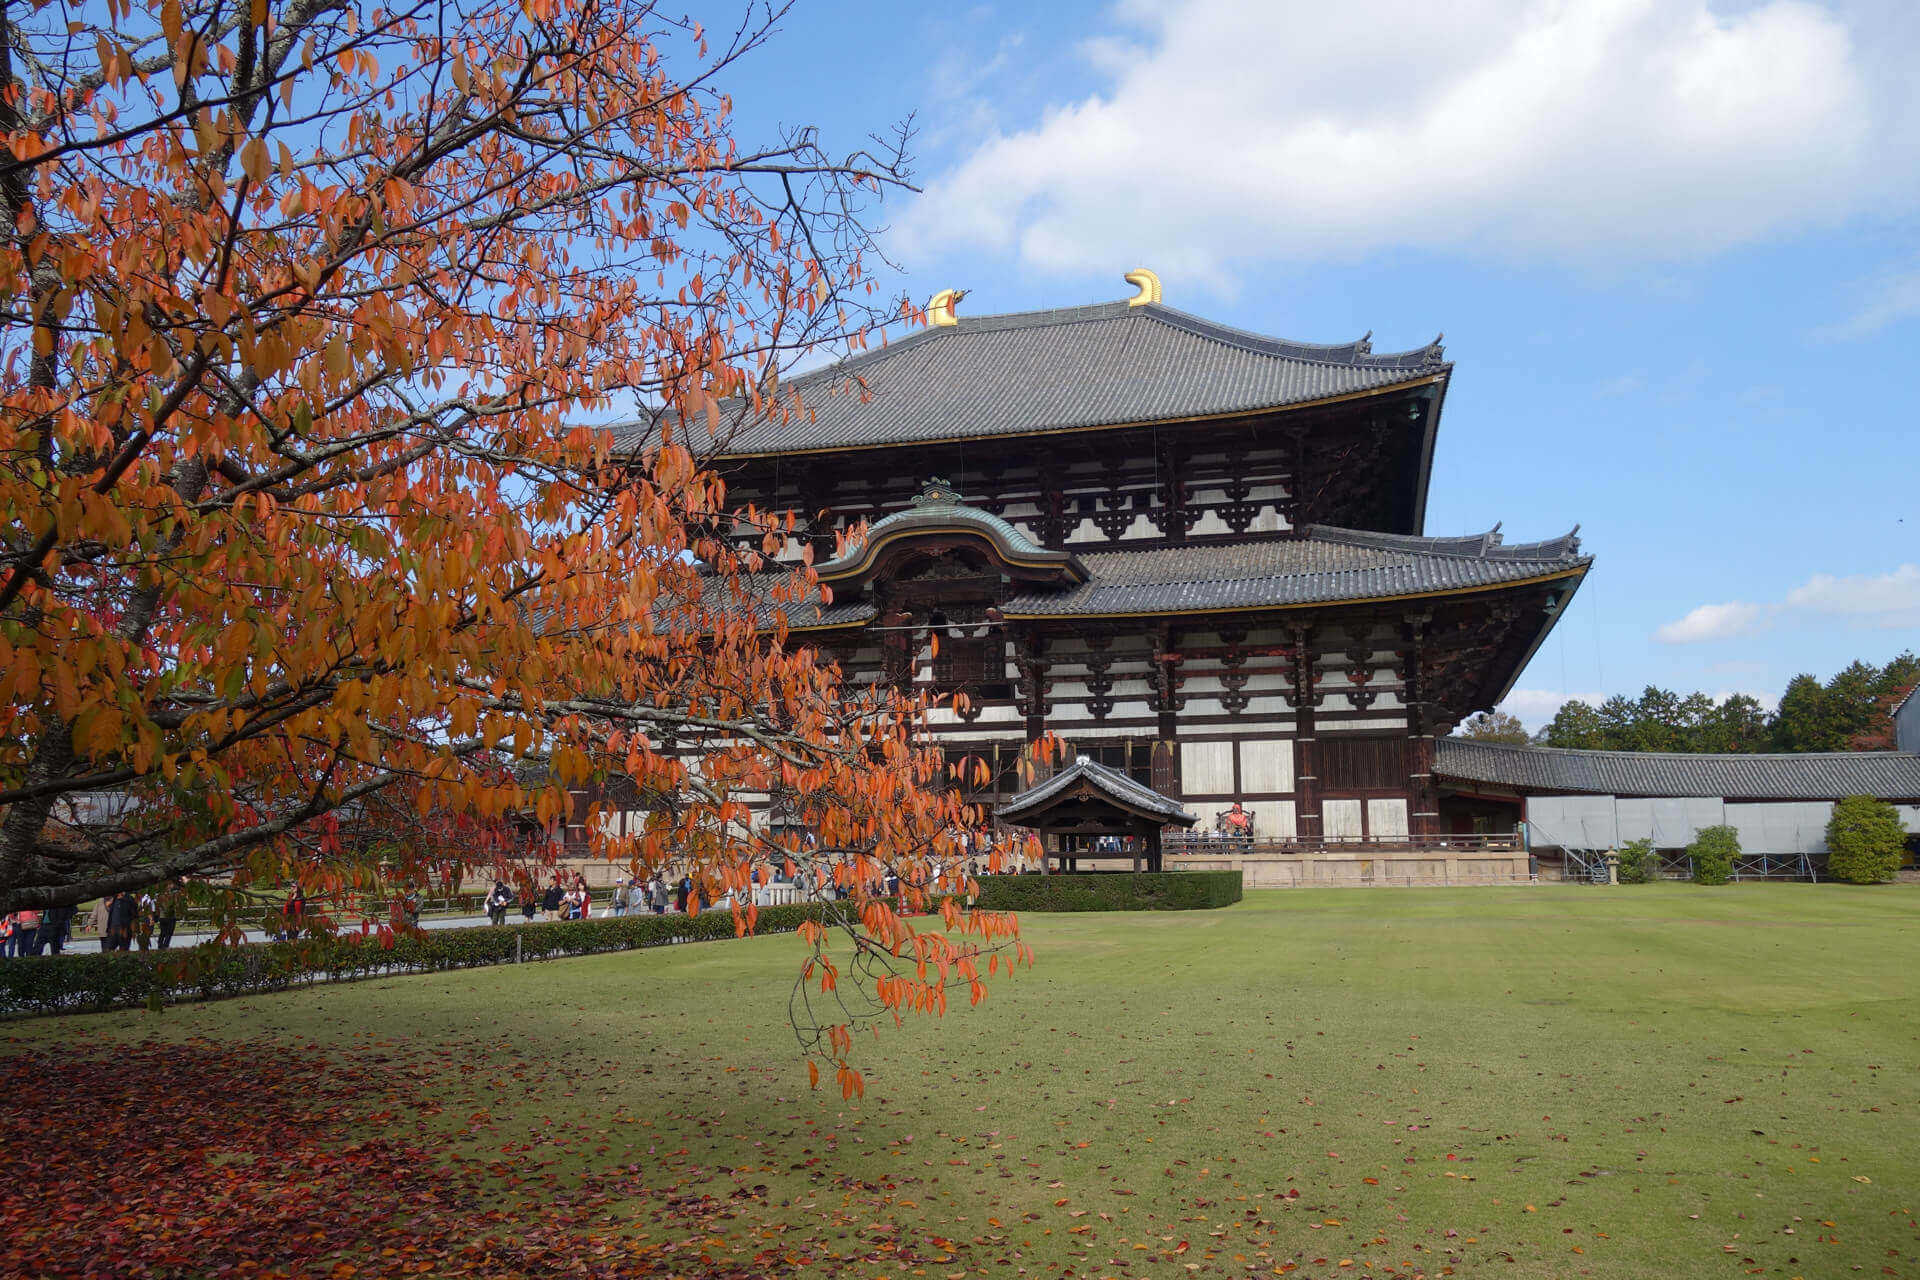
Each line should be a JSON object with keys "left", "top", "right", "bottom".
{"left": 619, "top": 275, "right": 1592, "bottom": 859}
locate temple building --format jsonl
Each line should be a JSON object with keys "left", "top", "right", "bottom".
{"left": 621, "top": 273, "right": 1591, "bottom": 865}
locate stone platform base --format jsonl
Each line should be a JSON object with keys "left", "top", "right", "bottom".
{"left": 1162, "top": 848, "right": 1532, "bottom": 888}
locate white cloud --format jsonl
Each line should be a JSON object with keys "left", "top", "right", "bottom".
{"left": 1820, "top": 260, "right": 1920, "bottom": 337}
{"left": 1500, "top": 687, "right": 1609, "bottom": 728}
{"left": 1784, "top": 563, "right": 1920, "bottom": 619}
{"left": 1654, "top": 563, "right": 1920, "bottom": 644}
{"left": 1654, "top": 601, "right": 1766, "bottom": 644}
{"left": 899, "top": 0, "right": 1916, "bottom": 282}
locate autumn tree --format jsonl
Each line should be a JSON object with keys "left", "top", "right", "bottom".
{"left": 0, "top": 0, "right": 1023, "bottom": 1085}
{"left": 1770, "top": 654, "right": 1919, "bottom": 752}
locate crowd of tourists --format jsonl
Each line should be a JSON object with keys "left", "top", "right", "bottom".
{"left": 480, "top": 870, "right": 705, "bottom": 925}
{"left": 1, "top": 882, "right": 184, "bottom": 957}
{"left": 474, "top": 861, "right": 881, "bottom": 927}
{"left": 5, "top": 855, "right": 992, "bottom": 958}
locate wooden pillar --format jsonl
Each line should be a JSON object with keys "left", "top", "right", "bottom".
{"left": 1132, "top": 827, "right": 1143, "bottom": 875}
{"left": 1290, "top": 623, "right": 1321, "bottom": 842}
{"left": 1147, "top": 826, "right": 1163, "bottom": 873}
{"left": 1017, "top": 628, "right": 1050, "bottom": 744}
{"left": 1404, "top": 616, "right": 1441, "bottom": 839}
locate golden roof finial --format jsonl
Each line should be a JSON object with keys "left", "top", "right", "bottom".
{"left": 1124, "top": 268, "right": 1162, "bottom": 307}
{"left": 927, "top": 288, "right": 964, "bottom": 327}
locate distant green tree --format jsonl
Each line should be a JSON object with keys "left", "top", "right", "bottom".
{"left": 1675, "top": 691, "right": 1717, "bottom": 748}
{"left": 1689, "top": 825, "right": 1739, "bottom": 886}
{"left": 1824, "top": 795, "right": 1906, "bottom": 884}
{"left": 1617, "top": 837, "right": 1655, "bottom": 884}
{"left": 1824, "top": 661, "right": 1883, "bottom": 746}
{"left": 1596, "top": 695, "right": 1641, "bottom": 750}
{"left": 1457, "top": 710, "right": 1531, "bottom": 744}
{"left": 1541, "top": 700, "right": 1609, "bottom": 749}
{"left": 1770, "top": 674, "right": 1835, "bottom": 752}
{"left": 1545, "top": 652, "right": 1913, "bottom": 755}
{"left": 1703, "top": 694, "right": 1771, "bottom": 753}
{"left": 1631, "top": 686, "right": 1689, "bottom": 752}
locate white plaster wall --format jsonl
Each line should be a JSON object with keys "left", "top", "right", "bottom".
{"left": 1319, "top": 717, "right": 1410, "bottom": 733}
{"left": 1247, "top": 800, "right": 1297, "bottom": 839}
{"left": 1065, "top": 518, "right": 1104, "bottom": 544}
{"left": 1182, "top": 741, "right": 1236, "bottom": 796}
{"left": 1187, "top": 509, "right": 1232, "bottom": 537}
{"left": 1241, "top": 739, "right": 1295, "bottom": 794}
{"left": 1323, "top": 798, "right": 1364, "bottom": 840}
{"left": 1367, "top": 798, "right": 1410, "bottom": 839}
{"left": 1181, "top": 696, "right": 1295, "bottom": 718}
{"left": 924, "top": 703, "right": 1024, "bottom": 728}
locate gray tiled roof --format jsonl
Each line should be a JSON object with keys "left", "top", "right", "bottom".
{"left": 611, "top": 301, "right": 1447, "bottom": 457}
{"left": 1435, "top": 739, "right": 1920, "bottom": 801}
{"left": 997, "top": 525, "right": 1586, "bottom": 617}
{"left": 998, "top": 756, "right": 1197, "bottom": 826}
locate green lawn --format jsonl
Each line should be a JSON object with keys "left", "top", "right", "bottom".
{"left": 7, "top": 884, "right": 1919, "bottom": 1279}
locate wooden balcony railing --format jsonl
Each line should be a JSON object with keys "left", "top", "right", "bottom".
{"left": 1161, "top": 832, "right": 1522, "bottom": 857}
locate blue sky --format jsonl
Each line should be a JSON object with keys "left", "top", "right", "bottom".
{"left": 718, "top": 0, "right": 1919, "bottom": 725}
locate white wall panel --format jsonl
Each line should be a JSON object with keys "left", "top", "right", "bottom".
{"left": 1323, "top": 798, "right": 1364, "bottom": 840}
{"left": 1182, "top": 741, "right": 1236, "bottom": 796}
{"left": 1241, "top": 739, "right": 1294, "bottom": 794}
{"left": 1247, "top": 800, "right": 1297, "bottom": 839}
{"left": 1366, "top": 798, "right": 1409, "bottom": 839}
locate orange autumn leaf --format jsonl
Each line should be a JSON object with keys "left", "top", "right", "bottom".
{"left": 0, "top": 0, "right": 1025, "bottom": 1087}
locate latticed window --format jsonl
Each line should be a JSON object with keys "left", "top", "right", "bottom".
{"left": 931, "top": 635, "right": 1005, "bottom": 690}
{"left": 1068, "top": 740, "right": 1155, "bottom": 787}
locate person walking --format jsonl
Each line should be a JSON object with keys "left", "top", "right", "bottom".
{"left": 155, "top": 880, "right": 183, "bottom": 950}
{"left": 105, "top": 892, "right": 137, "bottom": 952}
{"left": 86, "top": 896, "right": 111, "bottom": 951}
{"left": 519, "top": 884, "right": 537, "bottom": 923}
{"left": 280, "top": 886, "right": 307, "bottom": 941}
{"left": 675, "top": 874, "right": 691, "bottom": 913}
{"left": 40, "top": 903, "right": 74, "bottom": 955}
{"left": 649, "top": 874, "right": 667, "bottom": 914}
{"left": 485, "top": 880, "right": 512, "bottom": 927}
{"left": 11, "top": 908, "right": 41, "bottom": 957}
{"left": 609, "top": 879, "right": 628, "bottom": 917}
{"left": 540, "top": 878, "right": 564, "bottom": 922}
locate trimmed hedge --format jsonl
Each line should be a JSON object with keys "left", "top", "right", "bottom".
{"left": 0, "top": 903, "right": 839, "bottom": 1020}
{"left": 971, "top": 871, "right": 1243, "bottom": 913}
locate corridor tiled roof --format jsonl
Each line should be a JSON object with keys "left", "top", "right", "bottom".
{"left": 996, "top": 525, "right": 1586, "bottom": 617}
{"left": 756, "top": 523, "right": 1586, "bottom": 628}
{"left": 610, "top": 300, "right": 1447, "bottom": 457}
{"left": 1434, "top": 738, "right": 1920, "bottom": 801}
